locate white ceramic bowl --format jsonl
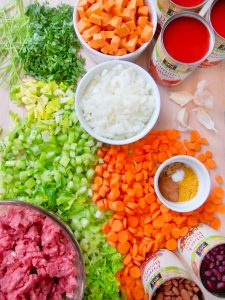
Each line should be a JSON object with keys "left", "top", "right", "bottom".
{"left": 154, "top": 155, "right": 211, "bottom": 213}
{"left": 75, "top": 60, "right": 161, "bottom": 145}
{"left": 73, "top": 0, "right": 157, "bottom": 63}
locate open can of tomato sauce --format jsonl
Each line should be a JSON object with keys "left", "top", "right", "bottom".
{"left": 149, "top": 12, "right": 215, "bottom": 86}
{"left": 178, "top": 224, "right": 225, "bottom": 297}
{"left": 200, "top": 0, "right": 225, "bottom": 67}
{"left": 156, "top": 0, "right": 209, "bottom": 26}
{"left": 141, "top": 249, "right": 205, "bottom": 300}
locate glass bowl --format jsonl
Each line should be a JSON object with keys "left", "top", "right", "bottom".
{"left": 0, "top": 200, "right": 85, "bottom": 300}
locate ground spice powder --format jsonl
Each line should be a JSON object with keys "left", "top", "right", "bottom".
{"left": 178, "top": 166, "right": 198, "bottom": 201}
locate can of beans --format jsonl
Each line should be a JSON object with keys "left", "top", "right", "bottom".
{"left": 178, "top": 224, "right": 225, "bottom": 297}
{"left": 156, "top": 0, "right": 209, "bottom": 26}
{"left": 141, "top": 249, "right": 205, "bottom": 300}
{"left": 200, "top": 0, "right": 225, "bottom": 67}
{"left": 149, "top": 12, "right": 215, "bottom": 86}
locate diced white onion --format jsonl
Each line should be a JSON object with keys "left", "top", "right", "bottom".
{"left": 80, "top": 64, "right": 155, "bottom": 140}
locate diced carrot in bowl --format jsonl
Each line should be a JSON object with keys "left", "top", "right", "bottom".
{"left": 75, "top": 0, "right": 155, "bottom": 56}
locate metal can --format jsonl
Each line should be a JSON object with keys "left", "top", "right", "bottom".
{"left": 141, "top": 249, "right": 205, "bottom": 299}
{"left": 178, "top": 224, "right": 225, "bottom": 297}
{"left": 156, "top": 0, "right": 209, "bottom": 26}
{"left": 201, "top": 0, "right": 225, "bottom": 67}
{"left": 149, "top": 12, "right": 215, "bottom": 86}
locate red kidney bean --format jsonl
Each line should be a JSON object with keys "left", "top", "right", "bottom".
{"left": 200, "top": 244, "right": 225, "bottom": 295}
{"left": 217, "top": 282, "right": 225, "bottom": 290}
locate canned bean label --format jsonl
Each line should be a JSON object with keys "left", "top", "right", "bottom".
{"left": 201, "top": 0, "right": 225, "bottom": 67}
{"left": 178, "top": 224, "right": 225, "bottom": 277}
{"left": 142, "top": 249, "right": 191, "bottom": 298}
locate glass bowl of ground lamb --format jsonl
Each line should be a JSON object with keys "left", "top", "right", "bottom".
{"left": 0, "top": 200, "right": 85, "bottom": 300}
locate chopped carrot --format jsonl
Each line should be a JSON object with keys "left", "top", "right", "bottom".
{"left": 92, "top": 129, "right": 222, "bottom": 300}
{"left": 161, "top": 223, "right": 172, "bottom": 236}
{"left": 118, "top": 230, "right": 129, "bottom": 243}
{"left": 171, "top": 228, "right": 182, "bottom": 239}
{"left": 117, "top": 241, "right": 130, "bottom": 254}
{"left": 215, "top": 175, "right": 223, "bottom": 184}
{"left": 211, "top": 218, "right": 221, "bottom": 229}
{"left": 129, "top": 266, "right": 141, "bottom": 279}
{"left": 128, "top": 216, "right": 139, "bottom": 227}
{"left": 107, "top": 231, "right": 118, "bottom": 242}
{"left": 166, "top": 238, "right": 177, "bottom": 251}
{"left": 111, "top": 201, "right": 125, "bottom": 212}
{"left": 213, "top": 186, "right": 225, "bottom": 198}
{"left": 111, "top": 219, "right": 123, "bottom": 232}
{"left": 137, "top": 5, "right": 149, "bottom": 16}
{"left": 190, "top": 130, "right": 200, "bottom": 143}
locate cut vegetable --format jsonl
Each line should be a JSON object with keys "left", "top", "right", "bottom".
{"left": 169, "top": 91, "right": 193, "bottom": 107}
{"left": 1, "top": 80, "right": 122, "bottom": 300}
{"left": 194, "top": 108, "right": 217, "bottom": 132}
{"left": 176, "top": 108, "right": 192, "bottom": 131}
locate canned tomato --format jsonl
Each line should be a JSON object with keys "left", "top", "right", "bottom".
{"left": 157, "top": 0, "right": 209, "bottom": 26}
{"left": 149, "top": 12, "right": 215, "bottom": 86}
{"left": 201, "top": 0, "right": 225, "bottom": 67}
{"left": 178, "top": 224, "right": 225, "bottom": 297}
{"left": 141, "top": 249, "right": 205, "bottom": 300}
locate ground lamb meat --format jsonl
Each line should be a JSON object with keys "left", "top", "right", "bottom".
{"left": 0, "top": 206, "right": 77, "bottom": 300}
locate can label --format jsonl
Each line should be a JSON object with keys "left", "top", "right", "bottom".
{"left": 142, "top": 250, "right": 191, "bottom": 298}
{"left": 157, "top": 0, "right": 206, "bottom": 26}
{"left": 149, "top": 36, "right": 196, "bottom": 86}
{"left": 178, "top": 224, "right": 225, "bottom": 277}
{"left": 201, "top": 12, "right": 225, "bottom": 67}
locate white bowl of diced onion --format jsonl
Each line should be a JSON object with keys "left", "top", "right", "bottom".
{"left": 75, "top": 60, "right": 160, "bottom": 145}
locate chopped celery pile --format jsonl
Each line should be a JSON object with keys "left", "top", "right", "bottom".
{"left": 0, "top": 80, "right": 122, "bottom": 300}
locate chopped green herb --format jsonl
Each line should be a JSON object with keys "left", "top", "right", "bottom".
{"left": 20, "top": 3, "right": 85, "bottom": 86}
{"left": 0, "top": 0, "right": 28, "bottom": 87}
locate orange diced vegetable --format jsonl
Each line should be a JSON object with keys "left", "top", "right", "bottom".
{"left": 89, "top": 13, "right": 102, "bottom": 25}
{"left": 77, "top": 6, "right": 86, "bottom": 18}
{"left": 137, "top": 5, "right": 149, "bottom": 16}
{"left": 137, "top": 16, "right": 148, "bottom": 27}
{"left": 126, "top": 20, "right": 136, "bottom": 31}
{"left": 108, "top": 16, "right": 123, "bottom": 28}
{"left": 104, "top": 0, "right": 115, "bottom": 12}
{"left": 140, "top": 24, "right": 153, "bottom": 41}
{"left": 126, "top": 36, "right": 138, "bottom": 52}
{"left": 111, "top": 35, "right": 121, "bottom": 51}
{"left": 116, "top": 23, "right": 131, "bottom": 38}
{"left": 121, "top": 8, "right": 135, "bottom": 21}
{"left": 77, "top": 18, "right": 91, "bottom": 33}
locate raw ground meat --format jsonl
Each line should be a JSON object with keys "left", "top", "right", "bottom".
{"left": 0, "top": 206, "right": 78, "bottom": 300}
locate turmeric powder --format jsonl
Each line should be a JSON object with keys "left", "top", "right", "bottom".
{"left": 178, "top": 166, "right": 198, "bottom": 202}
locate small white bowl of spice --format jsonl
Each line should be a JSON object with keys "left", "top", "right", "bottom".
{"left": 154, "top": 155, "right": 211, "bottom": 212}
{"left": 75, "top": 60, "right": 160, "bottom": 145}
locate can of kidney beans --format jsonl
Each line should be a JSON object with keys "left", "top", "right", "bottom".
{"left": 201, "top": 0, "right": 225, "bottom": 67}
{"left": 178, "top": 224, "right": 225, "bottom": 297}
{"left": 149, "top": 12, "right": 215, "bottom": 86}
{"left": 156, "top": 0, "right": 209, "bottom": 26}
{"left": 141, "top": 249, "right": 205, "bottom": 299}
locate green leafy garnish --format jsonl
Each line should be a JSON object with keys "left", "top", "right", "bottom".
{"left": 20, "top": 3, "right": 85, "bottom": 86}
{"left": 0, "top": 80, "right": 122, "bottom": 300}
{"left": 0, "top": 0, "right": 29, "bottom": 87}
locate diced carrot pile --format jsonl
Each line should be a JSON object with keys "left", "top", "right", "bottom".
{"left": 92, "top": 129, "right": 225, "bottom": 300}
{"left": 76, "top": 0, "right": 153, "bottom": 55}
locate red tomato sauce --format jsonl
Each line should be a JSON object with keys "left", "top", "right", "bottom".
{"left": 210, "top": 0, "right": 225, "bottom": 38}
{"left": 163, "top": 16, "right": 210, "bottom": 63}
{"left": 172, "top": 0, "right": 204, "bottom": 6}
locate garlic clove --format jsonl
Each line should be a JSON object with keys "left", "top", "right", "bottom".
{"left": 194, "top": 87, "right": 214, "bottom": 108}
{"left": 194, "top": 108, "right": 217, "bottom": 132}
{"left": 197, "top": 80, "right": 207, "bottom": 90}
{"left": 176, "top": 108, "right": 192, "bottom": 131}
{"left": 170, "top": 91, "right": 193, "bottom": 107}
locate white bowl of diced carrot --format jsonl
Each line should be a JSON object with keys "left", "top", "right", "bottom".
{"left": 73, "top": 0, "right": 157, "bottom": 63}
